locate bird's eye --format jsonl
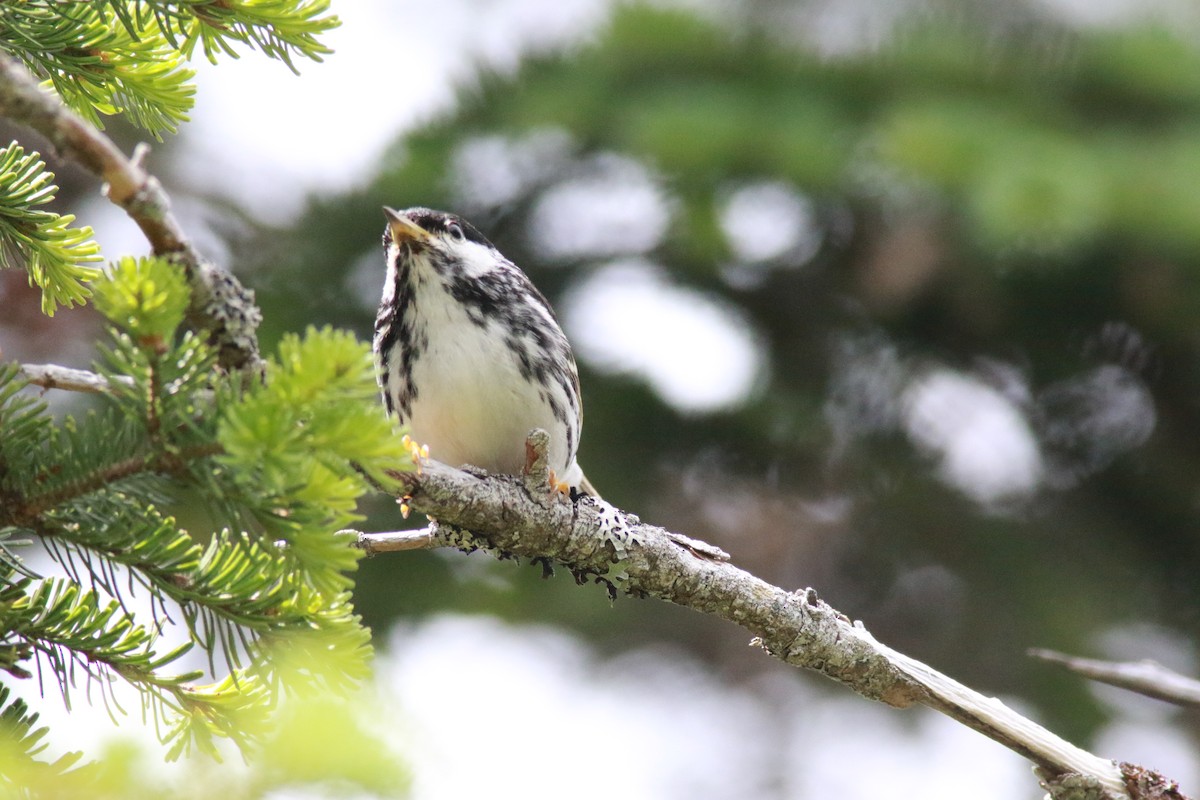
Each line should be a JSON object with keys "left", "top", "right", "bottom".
{"left": 446, "top": 222, "right": 465, "bottom": 241}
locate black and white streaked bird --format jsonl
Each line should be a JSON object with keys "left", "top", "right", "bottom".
{"left": 374, "top": 206, "right": 596, "bottom": 497}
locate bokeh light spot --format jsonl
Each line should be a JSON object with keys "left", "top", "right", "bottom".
{"left": 528, "top": 155, "right": 671, "bottom": 259}
{"left": 563, "top": 260, "right": 764, "bottom": 412}
{"left": 903, "top": 368, "right": 1043, "bottom": 504}
{"left": 719, "top": 180, "right": 823, "bottom": 265}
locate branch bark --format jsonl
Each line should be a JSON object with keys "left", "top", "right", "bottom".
{"left": 353, "top": 435, "right": 1193, "bottom": 800}
{"left": 0, "top": 55, "right": 262, "bottom": 373}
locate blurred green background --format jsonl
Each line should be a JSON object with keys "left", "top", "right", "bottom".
{"left": 9, "top": 0, "right": 1200, "bottom": 792}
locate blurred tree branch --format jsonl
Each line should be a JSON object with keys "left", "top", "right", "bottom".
{"left": 352, "top": 431, "right": 1192, "bottom": 800}
{"left": 1030, "top": 649, "right": 1200, "bottom": 709}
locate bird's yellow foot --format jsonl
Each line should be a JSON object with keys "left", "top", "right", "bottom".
{"left": 398, "top": 435, "right": 429, "bottom": 519}
{"left": 401, "top": 434, "right": 430, "bottom": 472}
{"left": 548, "top": 469, "right": 571, "bottom": 497}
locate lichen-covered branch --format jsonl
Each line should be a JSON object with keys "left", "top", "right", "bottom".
{"left": 355, "top": 435, "right": 1158, "bottom": 800}
{"left": 0, "top": 54, "right": 261, "bottom": 372}
{"left": 1030, "top": 648, "right": 1200, "bottom": 709}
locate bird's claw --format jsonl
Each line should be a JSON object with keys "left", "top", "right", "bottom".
{"left": 398, "top": 434, "right": 430, "bottom": 519}
{"left": 401, "top": 434, "right": 430, "bottom": 472}
{"left": 548, "top": 469, "right": 572, "bottom": 497}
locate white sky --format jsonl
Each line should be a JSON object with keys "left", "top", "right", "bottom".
{"left": 182, "top": 0, "right": 610, "bottom": 217}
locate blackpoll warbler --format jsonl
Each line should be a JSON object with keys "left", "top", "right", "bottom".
{"left": 374, "top": 207, "right": 595, "bottom": 496}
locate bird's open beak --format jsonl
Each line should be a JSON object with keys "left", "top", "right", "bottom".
{"left": 384, "top": 207, "right": 433, "bottom": 246}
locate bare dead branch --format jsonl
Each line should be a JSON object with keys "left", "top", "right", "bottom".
{"left": 1030, "top": 648, "right": 1200, "bottom": 709}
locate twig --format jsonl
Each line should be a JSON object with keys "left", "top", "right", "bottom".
{"left": 1030, "top": 648, "right": 1200, "bottom": 709}
{"left": 346, "top": 526, "right": 437, "bottom": 555}
{"left": 18, "top": 363, "right": 132, "bottom": 394}
{"left": 0, "top": 55, "right": 262, "bottom": 372}
{"left": 353, "top": 431, "right": 1148, "bottom": 800}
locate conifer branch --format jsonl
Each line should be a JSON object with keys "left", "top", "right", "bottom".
{"left": 0, "top": 4, "right": 368, "bottom": 771}
{"left": 0, "top": 141, "right": 102, "bottom": 315}
{"left": 0, "top": 3, "right": 195, "bottom": 136}
{"left": 0, "top": 54, "right": 262, "bottom": 371}
{"left": 11, "top": 442, "right": 223, "bottom": 524}
{"left": 145, "top": 0, "right": 339, "bottom": 72}
{"left": 0, "top": 318, "right": 395, "bottom": 758}
{"left": 352, "top": 433, "right": 1164, "bottom": 800}
{"left": 6, "top": 576, "right": 273, "bottom": 756}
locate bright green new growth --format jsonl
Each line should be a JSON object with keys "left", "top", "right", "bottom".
{"left": 0, "top": 259, "right": 412, "bottom": 769}
{"left": 0, "top": 2, "right": 195, "bottom": 134}
{"left": 93, "top": 255, "right": 191, "bottom": 342}
{"left": 0, "top": 141, "right": 102, "bottom": 316}
{"left": 146, "top": 0, "right": 339, "bottom": 71}
{"left": 0, "top": 2, "right": 340, "bottom": 315}
{"left": 219, "top": 325, "right": 409, "bottom": 596}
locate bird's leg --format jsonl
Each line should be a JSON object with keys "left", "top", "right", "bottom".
{"left": 398, "top": 433, "right": 430, "bottom": 518}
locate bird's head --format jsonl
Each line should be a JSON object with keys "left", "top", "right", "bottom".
{"left": 383, "top": 206, "right": 502, "bottom": 280}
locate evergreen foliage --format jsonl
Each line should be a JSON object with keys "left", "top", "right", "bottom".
{"left": 0, "top": 142, "right": 101, "bottom": 316}
{"left": 0, "top": 1, "right": 413, "bottom": 793}
{"left": 0, "top": 1, "right": 338, "bottom": 319}
{"left": 0, "top": 257, "right": 411, "bottom": 771}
